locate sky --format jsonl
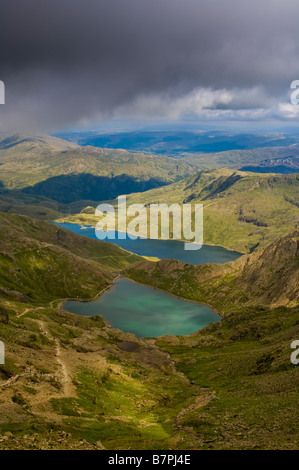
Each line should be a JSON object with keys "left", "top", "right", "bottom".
{"left": 1, "top": 0, "right": 299, "bottom": 133}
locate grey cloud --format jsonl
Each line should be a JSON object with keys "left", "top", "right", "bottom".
{"left": 0, "top": 0, "right": 299, "bottom": 131}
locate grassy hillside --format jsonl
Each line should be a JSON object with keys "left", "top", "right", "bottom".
{"left": 60, "top": 169, "right": 299, "bottom": 253}
{"left": 155, "top": 301, "right": 299, "bottom": 450}
{"left": 105, "top": 169, "right": 299, "bottom": 253}
{"left": 0, "top": 213, "right": 198, "bottom": 449}
{"left": 0, "top": 300, "right": 200, "bottom": 450}
{"left": 123, "top": 232, "right": 299, "bottom": 449}
{"left": 0, "top": 212, "right": 141, "bottom": 303}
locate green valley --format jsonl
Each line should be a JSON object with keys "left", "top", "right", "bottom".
{"left": 0, "top": 211, "right": 297, "bottom": 449}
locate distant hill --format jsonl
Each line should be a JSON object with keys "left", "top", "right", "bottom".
{"left": 239, "top": 155, "right": 299, "bottom": 174}
{"left": 0, "top": 132, "right": 78, "bottom": 152}
{"left": 55, "top": 130, "right": 299, "bottom": 156}
{"left": 183, "top": 146, "right": 299, "bottom": 171}
{"left": 0, "top": 133, "right": 202, "bottom": 217}
{"left": 55, "top": 129, "right": 299, "bottom": 172}
{"left": 0, "top": 134, "right": 197, "bottom": 192}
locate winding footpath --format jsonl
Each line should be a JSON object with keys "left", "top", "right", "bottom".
{"left": 37, "top": 320, "right": 74, "bottom": 396}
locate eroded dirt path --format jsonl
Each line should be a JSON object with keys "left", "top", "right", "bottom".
{"left": 17, "top": 306, "right": 45, "bottom": 318}
{"left": 37, "top": 320, "right": 75, "bottom": 397}
{"left": 16, "top": 308, "right": 32, "bottom": 318}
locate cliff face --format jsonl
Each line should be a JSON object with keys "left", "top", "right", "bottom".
{"left": 237, "top": 231, "right": 299, "bottom": 307}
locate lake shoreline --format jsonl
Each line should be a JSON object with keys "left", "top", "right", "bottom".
{"left": 60, "top": 273, "right": 223, "bottom": 319}
{"left": 53, "top": 221, "right": 243, "bottom": 263}
{"left": 55, "top": 219, "right": 245, "bottom": 254}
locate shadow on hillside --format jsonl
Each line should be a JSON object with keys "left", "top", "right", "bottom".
{"left": 0, "top": 135, "right": 36, "bottom": 150}
{"left": 21, "top": 173, "right": 167, "bottom": 204}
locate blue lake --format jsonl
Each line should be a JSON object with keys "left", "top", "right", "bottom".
{"left": 64, "top": 278, "right": 221, "bottom": 337}
{"left": 54, "top": 222, "right": 241, "bottom": 265}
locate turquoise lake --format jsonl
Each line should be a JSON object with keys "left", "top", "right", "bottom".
{"left": 54, "top": 222, "right": 241, "bottom": 265}
{"left": 63, "top": 278, "right": 221, "bottom": 337}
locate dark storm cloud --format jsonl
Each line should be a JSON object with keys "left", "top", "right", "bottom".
{"left": 1, "top": 0, "right": 299, "bottom": 131}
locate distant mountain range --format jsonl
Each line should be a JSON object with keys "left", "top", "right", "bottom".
{"left": 0, "top": 132, "right": 298, "bottom": 223}
{"left": 240, "top": 155, "right": 299, "bottom": 174}
{"left": 56, "top": 130, "right": 299, "bottom": 173}
{"left": 55, "top": 129, "right": 299, "bottom": 155}
{"left": 0, "top": 133, "right": 199, "bottom": 218}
